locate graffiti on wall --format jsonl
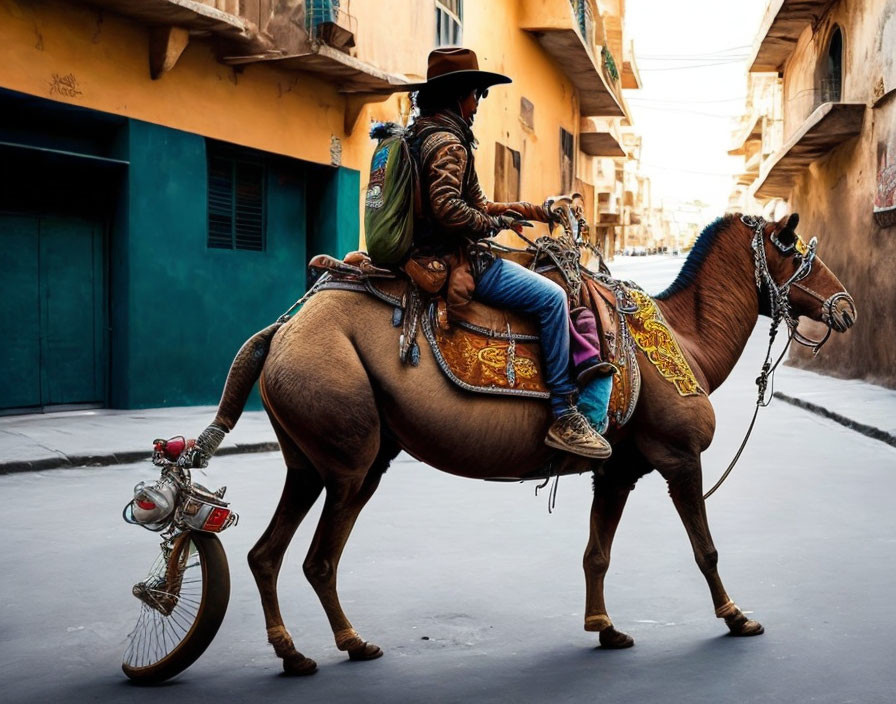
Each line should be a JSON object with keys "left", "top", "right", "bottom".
{"left": 48, "top": 73, "right": 82, "bottom": 98}
{"left": 875, "top": 141, "right": 896, "bottom": 228}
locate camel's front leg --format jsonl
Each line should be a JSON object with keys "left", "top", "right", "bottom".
{"left": 666, "top": 468, "right": 764, "bottom": 636}
{"left": 583, "top": 475, "right": 634, "bottom": 648}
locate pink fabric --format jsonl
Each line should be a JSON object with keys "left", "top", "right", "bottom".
{"left": 569, "top": 307, "right": 602, "bottom": 368}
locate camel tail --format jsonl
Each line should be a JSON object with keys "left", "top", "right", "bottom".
{"left": 193, "top": 322, "right": 283, "bottom": 461}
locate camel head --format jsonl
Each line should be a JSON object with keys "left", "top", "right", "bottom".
{"left": 757, "top": 213, "right": 857, "bottom": 335}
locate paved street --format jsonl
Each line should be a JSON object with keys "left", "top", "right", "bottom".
{"left": 2, "top": 255, "right": 895, "bottom": 703}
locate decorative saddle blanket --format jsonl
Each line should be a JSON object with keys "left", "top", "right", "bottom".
{"left": 313, "top": 268, "right": 702, "bottom": 433}
{"left": 308, "top": 246, "right": 704, "bottom": 433}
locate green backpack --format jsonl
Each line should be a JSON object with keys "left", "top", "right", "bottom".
{"left": 364, "top": 123, "right": 418, "bottom": 265}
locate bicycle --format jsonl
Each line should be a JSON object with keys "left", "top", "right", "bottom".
{"left": 121, "top": 437, "right": 238, "bottom": 683}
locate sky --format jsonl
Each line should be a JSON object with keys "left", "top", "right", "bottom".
{"left": 624, "top": 0, "right": 771, "bottom": 215}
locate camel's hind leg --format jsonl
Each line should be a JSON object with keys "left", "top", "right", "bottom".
{"left": 666, "top": 463, "right": 764, "bottom": 637}
{"left": 248, "top": 424, "right": 324, "bottom": 675}
{"left": 302, "top": 438, "right": 399, "bottom": 662}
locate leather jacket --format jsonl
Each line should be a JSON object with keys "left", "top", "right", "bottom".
{"left": 410, "top": 110, "right": 549, "bottom": 266}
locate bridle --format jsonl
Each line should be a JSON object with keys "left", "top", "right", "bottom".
{"left": 704, "top": 215, "right": 842, "bottom": 499}
{"left": 743, "top": 214, "right": 837, "bottom": 355}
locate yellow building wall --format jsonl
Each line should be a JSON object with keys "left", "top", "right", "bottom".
{"left": 351, "top": 0, "right": 432, "bottom": 79}
{"left": 1, "top": 0, "right": 609, "bottom": 248}
{"left": 0, "top": 0, "right": 376, "bottom": 170}
{"left": 353, "top": 0, "right": 584, "bottom": 244}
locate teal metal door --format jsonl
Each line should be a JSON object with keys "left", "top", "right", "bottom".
{"left": 0, "top": 214, "right": 105, "bottom": 411}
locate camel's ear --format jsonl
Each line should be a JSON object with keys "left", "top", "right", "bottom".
{"left": 773, "top": 212, "right": 800, "bottom": 252}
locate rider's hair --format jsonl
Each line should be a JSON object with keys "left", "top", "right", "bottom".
{"left": 413, "top": 83, "right": 475, "bottom": 117}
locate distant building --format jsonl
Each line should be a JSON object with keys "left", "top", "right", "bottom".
{"left": 726, "top": 73, "right": 784, "bottom": 215}
{"left": 0, "top": 0, "right": 649, "bottom": 412}
{"left": 736, "top": 0, "right": 896, "bottom": 387}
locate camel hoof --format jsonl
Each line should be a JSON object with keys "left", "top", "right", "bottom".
{"left": 728, "top": 618, "right": 764, "bottom": 637}
{"left": 347, "top": 642, "right": 383, "bottom": 661}
{"left": 282, "top": 654, "right": 318, "bottom": 676}
{"left": 599, "top": 627, "right": 635, "bottom": 649}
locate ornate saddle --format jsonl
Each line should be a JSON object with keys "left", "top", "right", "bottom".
{"left": 306, "top": 195, "right": 704, "bottom": 432}
{"left": 309, "top": 251, "right": 647, "bottom": 430}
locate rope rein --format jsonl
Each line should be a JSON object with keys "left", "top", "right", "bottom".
{"left": 702, "top": 215, "right": 832, "bottom": 500}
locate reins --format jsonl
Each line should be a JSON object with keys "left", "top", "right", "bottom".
{"left": 702, "top": 323, "right": 792, "bottom": 499}
{"left": 702, "top": 215, "right": 833, "bottom": 499}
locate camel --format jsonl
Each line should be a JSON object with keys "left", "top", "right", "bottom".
{"left": 196, "top": 211, "right": 855, "bottom": 674}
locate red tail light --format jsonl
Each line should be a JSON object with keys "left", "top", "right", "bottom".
{"left": 136, "top": 499, "right": 156, "bottom": 510}
{"left": 203, "top": 507, "right": 231, "bottom": 531}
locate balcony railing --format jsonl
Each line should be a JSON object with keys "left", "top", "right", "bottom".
{"left": 817, "top": 78, "right": 842, "bottom": 106}
{"left": 306, "top": 0, "right": 356, "bottom": 51}
{"left": 520, "top": 0, "right": 624, "bottom": 117}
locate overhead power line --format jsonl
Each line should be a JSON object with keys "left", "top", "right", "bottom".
{"left": 628, "top": 96, "right": 747, "bottom": 104}
{"left": 639, "top": 60, "right": 750, "bottom": 72}
{"left": 637, "top": 45, "right": 751, "bottom": 60}
{"left": 642, "top": 163, "right": 738, "bottom": 177}
{"left": 638, "top": 54, "right": 749, "bottom": 62}
{"left": 628, "top": 104, "right": 741, "bottom": 119}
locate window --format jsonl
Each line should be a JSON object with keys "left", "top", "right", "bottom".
{"left": 207, "top": 144, "right": 266, "bottom": 251}
{"left": 520, "top": 96, "right": 535, "bottom": 131}
{"left": 494, "top": 143, "right": 521, "bottom": 202}
{"left": 820, "top": 26, "right": 843, "bottom": 104}
{"left": 560, "top": 128, "right": 574, "bottom": 194}
{"left": 435, "top": 0, "right": 462, "bottom": 46}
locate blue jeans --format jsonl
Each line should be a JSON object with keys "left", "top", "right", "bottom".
{"left": 474, "top": 258, "right": 576, "bottom": 416}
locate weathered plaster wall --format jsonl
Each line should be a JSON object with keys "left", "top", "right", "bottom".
{"left": 778, "top": 0, "right": 896, "bottom": 386}
{"left": 787, "top": 96, "right": 896, "bottom": 386}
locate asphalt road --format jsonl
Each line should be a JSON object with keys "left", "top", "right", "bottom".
{"left": 2, "top": 256, "right": 895, "bottom": 703}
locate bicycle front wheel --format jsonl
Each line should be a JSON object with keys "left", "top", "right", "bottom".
{"left": 122, "top": 531, "right": 230, "bottom": 683}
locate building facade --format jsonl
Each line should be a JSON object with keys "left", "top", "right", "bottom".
{"left": 0, "top": 0, "right": 648, "bottom": 412}
{"left": 738, "top": 0, "right": 896, "bottom": 387}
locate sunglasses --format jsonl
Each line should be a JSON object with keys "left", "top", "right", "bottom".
{"left": 475, "top": 88, "right": 489, "bottom": 100}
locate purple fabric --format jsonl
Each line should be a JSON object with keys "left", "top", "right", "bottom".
{"left": 569, "top": 307, "right": 602, "bottom": 368}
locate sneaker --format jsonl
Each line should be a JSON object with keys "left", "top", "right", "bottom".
{"left": 545, "top": 410, "right": 613, "bottom": 459}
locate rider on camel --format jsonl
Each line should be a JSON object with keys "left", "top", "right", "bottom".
{"left": 406, "top": 47, "right": 612, "bottom": 460}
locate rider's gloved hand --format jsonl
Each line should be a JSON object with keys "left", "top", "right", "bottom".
{"left": 491, "top": 210, "right": 532, "bottom": 234}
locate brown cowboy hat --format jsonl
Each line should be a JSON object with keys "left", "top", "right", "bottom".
{"left": 404, "top": 47, "right": 511, "bottom": 93}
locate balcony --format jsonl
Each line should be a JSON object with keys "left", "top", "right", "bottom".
{"left": 520, "top": 0, "right": 624, "bottom": 117}
{"left": 80, "top": 1, "right": 406, "bottom": 96}
{"left": 597, "top": 191, "right": 619, "bottom": 224}
{"left": 225, "top": 46, "right": 408, "bottom": 94}
{"left": 751, "top": 101, "right": 865, "bottom": 199}
{"left": 736, "top": 150, "right": 762, "bottom": 186}
{"left": 749, "top": 0, "right": 834, "bottom": 73}
{"left": 80, "top": 0, "right": 257, "bottom": 42}
{"left": 621, "top": 40, "right": 641, "bottom": 90}
{"left": 305, "top": 0, "right": 357, "bottom": 51}
{"left": 579, "top": 117, "right": 625, "bottom": 157}
{"left": 728, "top": 114, "right": 762, "bottom": 156}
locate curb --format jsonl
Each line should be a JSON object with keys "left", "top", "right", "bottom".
{"left": 0, "top": 441, "right": 281, "bottom": 475}
{"left": 773, "top": 391, "right": 896, "bottom": 448}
